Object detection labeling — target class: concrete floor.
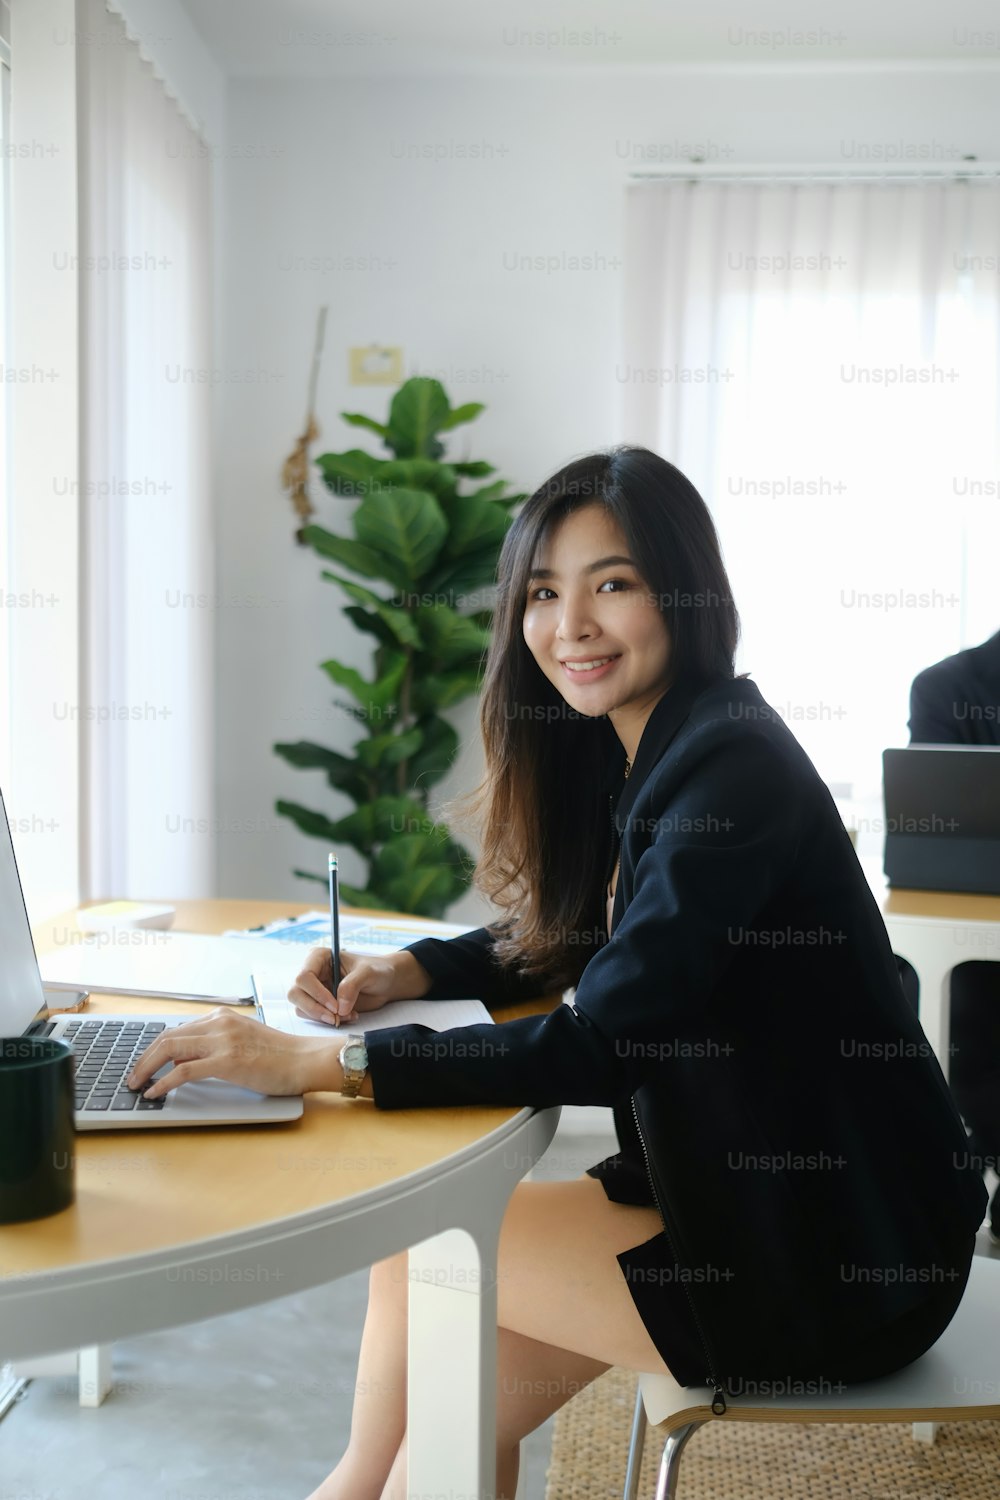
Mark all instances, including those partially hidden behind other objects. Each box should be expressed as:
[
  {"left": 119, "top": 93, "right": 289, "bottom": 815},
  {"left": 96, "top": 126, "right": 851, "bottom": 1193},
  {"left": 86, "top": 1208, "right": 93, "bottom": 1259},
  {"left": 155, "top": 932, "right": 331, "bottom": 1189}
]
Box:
[{"left": 0, "top": 1113, "right": 619, "bottom": 1500}]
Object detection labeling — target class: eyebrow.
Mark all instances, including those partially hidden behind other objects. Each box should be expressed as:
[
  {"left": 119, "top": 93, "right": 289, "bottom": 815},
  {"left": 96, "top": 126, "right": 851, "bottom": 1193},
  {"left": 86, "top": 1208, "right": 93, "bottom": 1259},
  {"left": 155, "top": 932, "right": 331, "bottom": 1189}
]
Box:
[{"left": 527, "top": 554, "right": 637, "bottom": 580}]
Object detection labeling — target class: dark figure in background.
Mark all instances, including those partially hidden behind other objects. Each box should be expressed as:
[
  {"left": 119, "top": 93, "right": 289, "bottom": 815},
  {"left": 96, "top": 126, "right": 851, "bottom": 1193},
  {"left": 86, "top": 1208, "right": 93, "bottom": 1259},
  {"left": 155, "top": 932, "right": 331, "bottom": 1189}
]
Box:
[{"left": 906, "top": 628, "right": 1000, "bottom": 1239}]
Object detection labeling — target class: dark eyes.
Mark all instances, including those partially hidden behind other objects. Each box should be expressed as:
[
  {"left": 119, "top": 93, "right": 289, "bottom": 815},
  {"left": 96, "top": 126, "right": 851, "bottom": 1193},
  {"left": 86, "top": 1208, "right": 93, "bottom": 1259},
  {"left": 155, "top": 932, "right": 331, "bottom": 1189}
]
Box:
[{"left": 528, "top": 578, "right": 633, "bottom": 602}]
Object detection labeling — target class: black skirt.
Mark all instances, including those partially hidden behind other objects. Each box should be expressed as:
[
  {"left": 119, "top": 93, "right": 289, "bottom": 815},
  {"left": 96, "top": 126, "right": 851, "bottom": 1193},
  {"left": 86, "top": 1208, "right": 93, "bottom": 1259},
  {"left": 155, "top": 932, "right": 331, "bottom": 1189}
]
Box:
[
  {"left": 588, "top": 1136, "right": 976, "bottom": 1391},
  {"left": 821, "top": 1234, "right": 973, "bottom": 1385}
]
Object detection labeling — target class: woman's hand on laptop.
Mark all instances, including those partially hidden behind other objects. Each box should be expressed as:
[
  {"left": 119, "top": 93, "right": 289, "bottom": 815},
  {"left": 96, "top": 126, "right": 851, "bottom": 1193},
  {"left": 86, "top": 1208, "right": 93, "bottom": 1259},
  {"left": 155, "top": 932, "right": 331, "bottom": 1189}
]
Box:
[
  {"left": 126, "top": 1009, "right": 351, "bottom": 1100},
  {"left": 288, "top": 946, "right": 432, "bottom": 1027}
]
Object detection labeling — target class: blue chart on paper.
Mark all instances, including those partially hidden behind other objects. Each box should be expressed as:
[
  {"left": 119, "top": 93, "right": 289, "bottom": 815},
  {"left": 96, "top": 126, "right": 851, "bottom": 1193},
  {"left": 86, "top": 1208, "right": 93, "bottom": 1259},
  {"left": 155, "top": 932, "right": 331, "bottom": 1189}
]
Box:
[{"left": 232, "top": 916, "right": 437, "bottom": 950}]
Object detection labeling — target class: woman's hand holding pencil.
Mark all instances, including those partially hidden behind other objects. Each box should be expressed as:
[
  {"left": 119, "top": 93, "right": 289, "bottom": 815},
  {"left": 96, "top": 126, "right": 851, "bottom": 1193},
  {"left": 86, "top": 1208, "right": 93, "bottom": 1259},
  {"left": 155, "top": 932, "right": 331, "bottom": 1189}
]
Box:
[
  {"left": 301, "top": 849, "right": 435, "bottom": 1025},
  {"left": 288, "top": 947, "right": 436, "bottom": 1027}
]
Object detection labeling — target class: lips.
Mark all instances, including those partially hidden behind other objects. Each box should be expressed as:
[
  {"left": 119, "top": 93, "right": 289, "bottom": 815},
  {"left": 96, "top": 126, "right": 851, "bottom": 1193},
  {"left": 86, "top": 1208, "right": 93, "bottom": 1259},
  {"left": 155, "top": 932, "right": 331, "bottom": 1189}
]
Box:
[{"left": 559, "top": 654, "right": 622, "bottom": 680}]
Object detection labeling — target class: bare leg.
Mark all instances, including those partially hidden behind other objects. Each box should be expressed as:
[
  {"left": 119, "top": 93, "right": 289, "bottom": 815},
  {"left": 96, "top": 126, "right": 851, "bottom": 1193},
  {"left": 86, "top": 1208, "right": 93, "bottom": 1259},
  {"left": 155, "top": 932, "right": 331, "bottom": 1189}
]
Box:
[
  {"left": 308, "top": 1175, "right": 670, "bottom": 1498},
  {"left": 305, "top": 1257, "right": 408, "bottom": 1500},
  {"left": 378, "top": 1324, "right": 611, "bottom": 1500}
]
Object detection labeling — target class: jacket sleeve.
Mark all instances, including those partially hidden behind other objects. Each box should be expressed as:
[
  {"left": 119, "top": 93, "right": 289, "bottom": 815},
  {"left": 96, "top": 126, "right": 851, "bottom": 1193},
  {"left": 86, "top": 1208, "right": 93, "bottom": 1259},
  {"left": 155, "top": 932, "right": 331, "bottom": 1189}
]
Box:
[
  {"left": 908, "top": 666, "right": 961, "bottom": 745},
  {"left": 363, "top": 726, "right": 803, "bottom": 1110},
  {"left": 400, "top": 927, "right": 555, "bottom": 1010}
]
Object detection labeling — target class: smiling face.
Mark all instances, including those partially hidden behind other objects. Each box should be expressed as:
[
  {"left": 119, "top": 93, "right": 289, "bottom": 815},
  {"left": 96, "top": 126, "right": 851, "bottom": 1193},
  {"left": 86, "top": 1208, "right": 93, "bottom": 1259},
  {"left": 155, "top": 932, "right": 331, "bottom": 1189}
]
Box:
[{"left": 522, "top": 503, "right": 674, "bottom": 751}]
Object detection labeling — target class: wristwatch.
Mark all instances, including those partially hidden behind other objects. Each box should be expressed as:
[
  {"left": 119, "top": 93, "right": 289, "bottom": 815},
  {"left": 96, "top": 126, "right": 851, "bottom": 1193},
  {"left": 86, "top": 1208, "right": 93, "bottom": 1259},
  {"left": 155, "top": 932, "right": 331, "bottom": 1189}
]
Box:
[{"left": 338, "top": 1033, "right": 369, "bottom": 1098}]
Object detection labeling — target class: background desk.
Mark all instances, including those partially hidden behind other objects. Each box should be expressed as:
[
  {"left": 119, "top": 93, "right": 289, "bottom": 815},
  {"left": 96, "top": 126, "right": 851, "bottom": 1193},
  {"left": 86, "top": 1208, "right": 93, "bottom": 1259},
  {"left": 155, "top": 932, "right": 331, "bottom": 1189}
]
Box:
[
  {"left": 0, "top": 897, "right": 561, "bottom": 1498},
  {"left": 862, "top": 860, "right": 1000, "bottom": 1082}
]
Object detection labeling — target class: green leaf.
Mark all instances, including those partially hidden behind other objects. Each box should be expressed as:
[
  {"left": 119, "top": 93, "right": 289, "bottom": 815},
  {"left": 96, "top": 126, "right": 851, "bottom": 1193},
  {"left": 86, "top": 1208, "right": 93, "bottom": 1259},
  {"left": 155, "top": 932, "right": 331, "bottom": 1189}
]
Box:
[
  {"left": 438, "top": 401, "right": 485, "bottom": 431},
  {"left": 413, "top": 604, "right": 490, "bottom": 667},
  {"left": 437, "top": 492, "right": 510, "bottom": 558},
  {"left": 319, "top": 573, "right": 422, "bottom": 647},
  {"left": 291, "top": 866, "right": 396, "bottom": 908},
  {"left": 408, "top": 714, "right": 460, "bottom": 790},
  {"left": 375, "top": 795, "right": 437, "bottom": 838},
  {"left": 452, "top": 460, "right": 495, "bottom": 477},
  {"left": 421, "top": 548, "right": 501, "bottom": 605},
  {"left": 465, "top": 480, "right": 508, "bottom": 502},
  {"left": 342, "top": 604, "right": 398, "bottom": 650},
  {"left": 337, "top": 882, "right": 396, "bottom": 910},
  {"left": 340, "top": 412, "right": 390, "bottom": 442},
  {"left": 353, "top": 486, "right": 448, "bottom": 584},
  {"left": 370, "top": 832, "right": 462, "bottom": 913},
  {"left": 355, "top": 725, "right": 424, "bottom": 772},
  {"left": 410, "top": 668, "right": 483, "bottom": 716},
  {"left": 316, "top": 798, "right": 431, "bottom": 858},
  {"left": 373, "top": 458, "right": 457, "bottom": 496},
  {"left": 273, "top": 742, "right": 368, "bottom": 798},
  {"left": 386, "top": 378, "right": 451, "bottom": 458},
  {"left": 302, "top": 526, "right": 409, "bottom": 589},
  {"left": 314, "top": 448, "right": 382, "bottom": 494},
  {"left": 275, "top": 799, "right": 343, "bottom": 842},
  {"left": 320, "top": 650, "right": 407, "bottom": 714}
]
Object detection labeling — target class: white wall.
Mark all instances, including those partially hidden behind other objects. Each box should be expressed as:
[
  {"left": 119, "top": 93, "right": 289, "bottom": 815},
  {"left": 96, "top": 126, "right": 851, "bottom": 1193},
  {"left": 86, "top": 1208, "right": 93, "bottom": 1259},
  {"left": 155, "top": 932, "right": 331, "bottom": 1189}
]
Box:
[{"left": 217, "top": 66, "right": 1000, "bottom": 915}]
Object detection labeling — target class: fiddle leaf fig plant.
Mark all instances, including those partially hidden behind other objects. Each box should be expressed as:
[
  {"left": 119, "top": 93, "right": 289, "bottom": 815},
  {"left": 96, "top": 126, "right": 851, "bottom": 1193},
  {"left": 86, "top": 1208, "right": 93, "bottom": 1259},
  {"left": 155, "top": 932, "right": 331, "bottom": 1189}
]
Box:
[{"left": 274, "top": 376, "right": 524, "bottom": 916}]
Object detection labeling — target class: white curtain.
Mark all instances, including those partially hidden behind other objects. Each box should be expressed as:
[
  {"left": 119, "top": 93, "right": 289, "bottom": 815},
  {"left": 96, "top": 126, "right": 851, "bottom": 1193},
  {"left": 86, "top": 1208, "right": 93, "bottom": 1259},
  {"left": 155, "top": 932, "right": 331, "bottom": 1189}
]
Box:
[
  {"left": 77, "top": 0, "right": 214, "bottom": 899},
  {"left": 620, "top": 179, "right": 1000, "bottom": 857}
]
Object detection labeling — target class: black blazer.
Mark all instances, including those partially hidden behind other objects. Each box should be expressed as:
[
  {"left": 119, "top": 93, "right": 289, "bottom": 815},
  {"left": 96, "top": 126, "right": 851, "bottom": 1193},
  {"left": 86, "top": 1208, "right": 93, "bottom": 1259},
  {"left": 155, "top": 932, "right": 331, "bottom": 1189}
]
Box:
[
  {"left": 364, "top": 674, "right": 986, "bottom": 1390},
  {"left": 909, "top": 628, "right": 1000, "bottom": 745}
]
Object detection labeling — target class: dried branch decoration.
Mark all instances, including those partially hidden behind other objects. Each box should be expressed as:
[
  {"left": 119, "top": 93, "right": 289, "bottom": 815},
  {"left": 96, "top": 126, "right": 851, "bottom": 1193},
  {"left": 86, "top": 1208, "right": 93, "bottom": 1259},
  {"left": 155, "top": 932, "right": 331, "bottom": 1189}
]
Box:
[{"left": 281, "top": 305, "right": 328, "bottom": 543}]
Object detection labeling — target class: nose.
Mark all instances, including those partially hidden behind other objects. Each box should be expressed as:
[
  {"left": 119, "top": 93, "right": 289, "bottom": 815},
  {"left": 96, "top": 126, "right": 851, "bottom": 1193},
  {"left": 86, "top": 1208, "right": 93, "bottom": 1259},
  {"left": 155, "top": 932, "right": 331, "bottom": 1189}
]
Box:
[{"left": 554, "top": 589, "right": 599, "bottom": 643}]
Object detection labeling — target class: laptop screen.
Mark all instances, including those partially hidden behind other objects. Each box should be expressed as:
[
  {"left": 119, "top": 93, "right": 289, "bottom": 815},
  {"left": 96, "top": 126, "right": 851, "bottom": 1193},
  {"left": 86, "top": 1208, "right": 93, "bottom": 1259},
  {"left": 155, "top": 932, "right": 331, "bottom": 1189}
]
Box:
[
  {"left": 0, "top": 786, "right": 50, "bottom": 1037},
  {"left": 883, "top": 746, "right": 1000, "bottom": 839}
]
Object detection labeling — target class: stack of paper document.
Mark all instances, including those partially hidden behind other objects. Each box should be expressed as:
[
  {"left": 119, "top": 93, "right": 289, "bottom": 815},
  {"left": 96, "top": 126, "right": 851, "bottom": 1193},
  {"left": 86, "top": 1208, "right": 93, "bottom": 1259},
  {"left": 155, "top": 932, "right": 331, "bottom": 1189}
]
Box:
[
  {"left": 223, "top": 910, "right": 476, "bottom": 951},
  {"left": 39, "top": 931, "right": 303, "bottom": 1004}
]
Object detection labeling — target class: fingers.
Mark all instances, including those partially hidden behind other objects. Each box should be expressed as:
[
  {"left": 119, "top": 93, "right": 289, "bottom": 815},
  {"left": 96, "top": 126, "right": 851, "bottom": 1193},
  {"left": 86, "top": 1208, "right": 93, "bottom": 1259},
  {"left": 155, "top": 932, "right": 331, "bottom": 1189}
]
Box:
[
  {"left": 127, "top": 1036, "right": 212, "bottom": 1096},
  {"left": 288, "top": 946, "right": 357, "bottom": 1026},
  {"left": 137, "top": 1055, "right": 218, "bottom": 1100},
  {"left": 126, "top": 1010, "right": 227, "bottom": 1093}
]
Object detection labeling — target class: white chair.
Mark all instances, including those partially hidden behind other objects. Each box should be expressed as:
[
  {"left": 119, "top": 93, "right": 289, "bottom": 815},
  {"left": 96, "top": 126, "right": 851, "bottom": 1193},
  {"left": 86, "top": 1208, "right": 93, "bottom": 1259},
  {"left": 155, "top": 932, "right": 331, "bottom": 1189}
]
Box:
[{"left": 623, "top": 1252, "right": 1000, "bottom": 1500}]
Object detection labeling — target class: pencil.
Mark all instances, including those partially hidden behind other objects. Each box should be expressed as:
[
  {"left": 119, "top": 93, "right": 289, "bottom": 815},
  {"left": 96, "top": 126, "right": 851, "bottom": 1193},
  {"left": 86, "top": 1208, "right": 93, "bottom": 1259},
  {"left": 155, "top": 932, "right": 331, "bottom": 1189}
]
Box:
[{"left": 329, "top": 852, "right": 341, "bottom": 1016}]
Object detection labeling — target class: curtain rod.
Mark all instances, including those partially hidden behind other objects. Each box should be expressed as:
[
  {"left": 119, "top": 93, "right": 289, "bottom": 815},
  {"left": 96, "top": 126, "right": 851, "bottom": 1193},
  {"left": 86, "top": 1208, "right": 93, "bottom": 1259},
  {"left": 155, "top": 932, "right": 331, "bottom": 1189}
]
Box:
[{"left": 629, "top": 161, "right": 1000, "bottom": 183}]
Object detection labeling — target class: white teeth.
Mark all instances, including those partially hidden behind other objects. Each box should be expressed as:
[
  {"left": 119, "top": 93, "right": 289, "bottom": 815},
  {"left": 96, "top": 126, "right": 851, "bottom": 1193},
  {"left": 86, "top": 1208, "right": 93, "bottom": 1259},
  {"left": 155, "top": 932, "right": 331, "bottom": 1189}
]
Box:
[{"left": 564, "top": 656, "right": 616, "bottom": 672}]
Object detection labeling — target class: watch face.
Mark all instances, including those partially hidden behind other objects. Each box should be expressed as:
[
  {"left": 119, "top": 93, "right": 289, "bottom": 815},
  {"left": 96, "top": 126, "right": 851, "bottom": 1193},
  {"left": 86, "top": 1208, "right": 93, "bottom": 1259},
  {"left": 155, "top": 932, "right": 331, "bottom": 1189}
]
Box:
[{"left": 342, "top": 1041, "right": 366, "bottom": 1069}]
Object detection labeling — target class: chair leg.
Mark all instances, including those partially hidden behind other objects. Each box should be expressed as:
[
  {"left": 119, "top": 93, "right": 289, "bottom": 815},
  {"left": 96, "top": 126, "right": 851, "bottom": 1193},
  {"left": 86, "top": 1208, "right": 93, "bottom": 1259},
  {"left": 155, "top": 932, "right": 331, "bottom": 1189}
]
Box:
[
  {"left": 653, "top": 1420, "right": 705, "bottom": 1500},
  {"left": 622, "top": 1385, "right": 647, "bottom": 1500}
]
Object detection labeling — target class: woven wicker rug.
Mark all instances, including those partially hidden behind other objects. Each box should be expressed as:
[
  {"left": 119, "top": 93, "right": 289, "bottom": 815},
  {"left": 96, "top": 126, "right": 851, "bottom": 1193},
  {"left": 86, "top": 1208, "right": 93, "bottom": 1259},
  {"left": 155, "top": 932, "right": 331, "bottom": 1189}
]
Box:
[{"left": 543, "top": 1365, "right": 1000, "bottom": 1499}]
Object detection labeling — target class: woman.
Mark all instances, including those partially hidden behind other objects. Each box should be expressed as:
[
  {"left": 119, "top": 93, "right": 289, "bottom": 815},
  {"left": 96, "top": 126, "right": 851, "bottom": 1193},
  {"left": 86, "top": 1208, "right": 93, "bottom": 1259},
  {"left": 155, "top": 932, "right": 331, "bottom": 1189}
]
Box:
[{"left": 129, "top": 446, "right": 987, "bottom": 1500}]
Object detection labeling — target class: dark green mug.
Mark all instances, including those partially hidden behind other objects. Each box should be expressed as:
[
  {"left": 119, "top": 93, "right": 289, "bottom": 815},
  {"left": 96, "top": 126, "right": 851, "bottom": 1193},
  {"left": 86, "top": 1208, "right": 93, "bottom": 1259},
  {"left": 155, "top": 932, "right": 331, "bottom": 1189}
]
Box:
[{"left": 0, "top": 1037, "right": 75, "bottom": 1223}]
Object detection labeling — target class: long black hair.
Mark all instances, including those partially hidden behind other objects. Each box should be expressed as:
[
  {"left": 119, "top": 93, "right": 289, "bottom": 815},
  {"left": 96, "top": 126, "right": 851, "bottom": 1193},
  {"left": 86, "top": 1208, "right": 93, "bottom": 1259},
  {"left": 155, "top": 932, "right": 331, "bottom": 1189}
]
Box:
[{"left": 442, "top": 445, "right": 741, "bottom": 989}]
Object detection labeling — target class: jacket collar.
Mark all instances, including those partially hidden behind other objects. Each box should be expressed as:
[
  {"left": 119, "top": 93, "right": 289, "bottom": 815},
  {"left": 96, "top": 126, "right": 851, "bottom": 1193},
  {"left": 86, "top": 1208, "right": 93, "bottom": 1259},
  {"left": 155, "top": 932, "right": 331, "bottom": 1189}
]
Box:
[{"left": 608, "top": 673, "right": 706, "bottom": 835}]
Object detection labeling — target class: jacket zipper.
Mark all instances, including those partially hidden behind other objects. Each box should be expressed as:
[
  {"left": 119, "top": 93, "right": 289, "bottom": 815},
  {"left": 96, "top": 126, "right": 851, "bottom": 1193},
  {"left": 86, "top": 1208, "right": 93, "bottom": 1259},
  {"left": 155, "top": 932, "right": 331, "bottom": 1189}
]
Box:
[
  {"left": 631, "top": 1095, "right": 728, "bottom": 1415},
  {"left": 612, "top": 788, "right": 726, "bottom": 1409}
]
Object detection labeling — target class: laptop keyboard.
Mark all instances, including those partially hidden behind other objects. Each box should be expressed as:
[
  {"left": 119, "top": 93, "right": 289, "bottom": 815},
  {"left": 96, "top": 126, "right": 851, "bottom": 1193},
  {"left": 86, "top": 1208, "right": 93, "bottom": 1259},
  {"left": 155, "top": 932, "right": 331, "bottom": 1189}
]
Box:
[{"left": 62, "top": 1019, "right": 171, "bottom": 1112}]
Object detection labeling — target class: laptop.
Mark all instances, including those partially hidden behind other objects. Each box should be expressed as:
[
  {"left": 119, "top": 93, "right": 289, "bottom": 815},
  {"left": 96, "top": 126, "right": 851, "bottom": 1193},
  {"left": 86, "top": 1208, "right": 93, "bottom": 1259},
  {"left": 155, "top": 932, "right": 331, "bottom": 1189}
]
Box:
[
  {"left": 0, "top": 786, "right": 303, "bottom": 1130},
  {"left": 882, "top": 745, "right": 1000, "bottom": 896}
]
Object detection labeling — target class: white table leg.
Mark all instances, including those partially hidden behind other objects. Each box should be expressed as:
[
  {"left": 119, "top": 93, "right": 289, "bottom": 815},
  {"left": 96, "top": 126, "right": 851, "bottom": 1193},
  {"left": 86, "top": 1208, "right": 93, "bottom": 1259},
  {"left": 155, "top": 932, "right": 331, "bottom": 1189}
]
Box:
[
  {"left": 78, "top": 1344, "right": 112, "bottom": 1407},
  {"left": 8, "top": 1344, "right": 112, "bottom": 1406},
  {"left": 912, "top": 1420, "right": 939, "bottom": 1444},
  {"left": 408, "top": 1221, "right": 503, "bottom": 1500}
]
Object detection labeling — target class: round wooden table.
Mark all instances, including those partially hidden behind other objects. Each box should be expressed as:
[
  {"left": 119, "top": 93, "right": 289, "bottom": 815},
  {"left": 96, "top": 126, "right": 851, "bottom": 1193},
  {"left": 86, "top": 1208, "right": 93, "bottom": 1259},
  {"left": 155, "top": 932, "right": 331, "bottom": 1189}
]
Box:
[{"left": 1, "top": 897, "right": 562, "bottom": 1497}]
